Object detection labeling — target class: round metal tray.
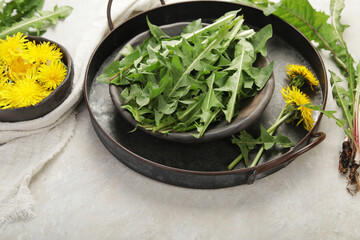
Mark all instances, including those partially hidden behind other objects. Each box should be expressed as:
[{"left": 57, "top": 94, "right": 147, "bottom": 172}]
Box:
[{"left": 84, "top": 1, "right": 327, "bottom": 189}]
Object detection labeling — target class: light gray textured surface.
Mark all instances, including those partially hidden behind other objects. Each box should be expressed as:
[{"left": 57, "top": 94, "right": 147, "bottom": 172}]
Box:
[{"left": 2, "top": 0, "right": 360, "bottom": 239}]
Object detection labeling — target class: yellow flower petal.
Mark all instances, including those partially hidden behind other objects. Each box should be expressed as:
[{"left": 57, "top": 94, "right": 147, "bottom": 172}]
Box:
[
  {"left": 281, "top": 85, "right": 315, "bottom": 131},
  {"left": 1, "top": 72, "right": 50, "bottom": 109},
  {"left": 26, "top": 40, "right": 63, "bottom": 66},
  {"left": 0, "top": 32, "right": 28, "bottom": 65},
  {"left": 285, "top": 64, "right": 319, "bottom": 90},
  {"left": 7, "top": 56, "right": 34, "bottom": 76},
  {"left": 38, "top": 61, "right": 67, "bottom": 90}
]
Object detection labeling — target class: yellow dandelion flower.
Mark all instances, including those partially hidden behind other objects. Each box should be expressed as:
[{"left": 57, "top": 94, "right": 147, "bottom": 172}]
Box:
[
  {"left": 285, "top": 64, "right": 319, "bottom": 91},
  {"left": 26, "top": 40, "right": 63, "bottom": 66},
  {"left": 1, "top": 72, "right": 50, "bottom": 109},
  {"left": 7, "top": 56, "right": 35, "bottom": 76},
  {"left": 0, "top": 32, "right": 28, "bottom": 64},
  {"left": 281, "top": 85, "right": 315, "bottom": 131},
  {"left": 37, "top": 61, "right": 67, "bottom": 90}
]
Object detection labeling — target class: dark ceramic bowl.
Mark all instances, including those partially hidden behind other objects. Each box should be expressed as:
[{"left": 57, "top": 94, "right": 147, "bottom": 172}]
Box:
[
  {"left": 0, "top": 35, "right": 74, "bottom": 122},
  {"left": 110, "top": 55, "right": 274, "bottom": 143},
  {"left": 109, "top": 21, "right": 275, "bottom": 143}
]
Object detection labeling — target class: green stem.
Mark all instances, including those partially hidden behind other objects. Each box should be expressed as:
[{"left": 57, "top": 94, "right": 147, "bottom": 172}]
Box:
[
  {"left": 161, "top": 13, "right": 239, "bottom": 59},
  {"left": 227, "top": 154, "right": 244, "bottom": 170},
  {"left": 227, "top": 106, "right": 291, "bottom": 170},
  {"left": 194, "top": 17, "right": 244, "bottom": 81},
  {"left": 171, "top": 124, "right": 197, "bottom": 133},
  {"left": 250, "top": 147, "right": 265, "bottom": 168},
  {"left": 166, "top": 19, "right": 235, "bottom": 100},
  {"left": 151, "top": 119, "right": 175, "bottom": 132},
  {"left": 267, "top": 111, "right": 292, "bottom": 134},
  {"left": 249, "top": 111, "right": 292, "bottom": 167},
  {"left": 183, "top": 12, "right": 238, "bottom": 41}
]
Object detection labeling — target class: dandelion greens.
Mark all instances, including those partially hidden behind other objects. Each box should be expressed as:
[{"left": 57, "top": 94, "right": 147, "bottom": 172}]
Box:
[
  {"left": 0, "top": 0, "right": 73, "bottom": 39},
  {"left": 98, "top": 10, "right": 274, "bottom": 138}
]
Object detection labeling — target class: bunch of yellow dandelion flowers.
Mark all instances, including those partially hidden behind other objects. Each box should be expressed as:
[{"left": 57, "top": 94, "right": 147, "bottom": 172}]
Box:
[
  {"left": 285, "top": 64, "right": 319, "bottom": 91},
  {"left": 0, "top": 32, "right": 67, "bottom": 109},
  {"left": 281, "top": 85, "right": 315, "bottom": 131}
]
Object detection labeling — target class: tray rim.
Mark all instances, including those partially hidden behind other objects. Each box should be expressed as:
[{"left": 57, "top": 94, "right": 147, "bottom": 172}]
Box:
[{"left": 84, "top": 0, "right": 328, "bottom": 186}]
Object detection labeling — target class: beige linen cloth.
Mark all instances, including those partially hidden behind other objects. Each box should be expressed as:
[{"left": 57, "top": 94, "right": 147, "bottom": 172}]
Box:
[{"left": 0, "top": 0, "right": 162, "bottom": 226}]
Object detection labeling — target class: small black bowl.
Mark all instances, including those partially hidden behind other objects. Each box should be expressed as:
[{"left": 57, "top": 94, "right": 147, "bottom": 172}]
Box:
[
  {"left": 110, "top": 54, "right": 274, "bottom": 143},
  {"left": 0, "top": 36, "right": 74, "bottom": 122}
]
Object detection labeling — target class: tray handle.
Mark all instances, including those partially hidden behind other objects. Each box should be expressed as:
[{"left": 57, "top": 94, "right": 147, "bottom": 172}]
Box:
[
  {"left": 107, "top": 0, "right": 166, "bottom": 31},
  {"left": 247, "top": 131, "right": 326, "bottom": 184}
]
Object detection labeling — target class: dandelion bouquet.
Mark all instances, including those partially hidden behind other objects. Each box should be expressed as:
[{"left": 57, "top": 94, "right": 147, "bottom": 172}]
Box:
[
  {"left": 229, "top": 64, "right": 319, "bottom": 169},
  {"left": 0, "top": 33, "right": 67, "bottom": 109}
]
